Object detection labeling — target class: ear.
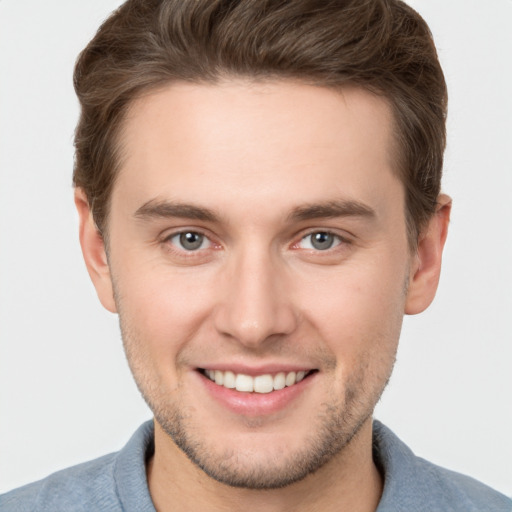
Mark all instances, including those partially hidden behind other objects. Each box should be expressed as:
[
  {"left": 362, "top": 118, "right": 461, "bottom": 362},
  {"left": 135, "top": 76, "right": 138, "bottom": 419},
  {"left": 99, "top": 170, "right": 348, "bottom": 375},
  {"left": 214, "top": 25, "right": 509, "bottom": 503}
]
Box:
[
  {"left": 74, "top": 188, "right": 117, "bottom": 313},
  {"left": 405, "top": 194, "right": 452, "bottom": 315}
]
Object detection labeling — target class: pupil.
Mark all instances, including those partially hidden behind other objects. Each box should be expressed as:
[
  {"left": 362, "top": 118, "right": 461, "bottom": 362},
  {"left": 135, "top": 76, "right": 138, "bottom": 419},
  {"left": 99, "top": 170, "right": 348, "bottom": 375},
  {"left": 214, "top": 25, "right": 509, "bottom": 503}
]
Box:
[
  {"left": 312, "top": 232, "right": 333, "bottom": 250},
  {"left": 180, "top": 232, "right": 203, "bottom": 250}
]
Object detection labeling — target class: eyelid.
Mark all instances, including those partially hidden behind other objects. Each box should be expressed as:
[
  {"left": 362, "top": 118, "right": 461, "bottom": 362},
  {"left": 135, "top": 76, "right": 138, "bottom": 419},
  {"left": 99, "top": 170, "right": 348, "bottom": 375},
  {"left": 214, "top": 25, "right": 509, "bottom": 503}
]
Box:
[
  {"left": 292, "top": 228, "right": 352, "bottom": 249},
  {"left": 300, "top": 233, "right": 339, "bottom": 250},
  {"left": 160, "top": 227, "right": 220, "bottom": 253},
  {"left": 161, "top": 226, "right": 210, "bottom": 241},
  {"left": 170, "top": 232, "right": 211, "bottom": 251},
  {"left": 158, "top": 226, "right": 352, "bottom": 254}
]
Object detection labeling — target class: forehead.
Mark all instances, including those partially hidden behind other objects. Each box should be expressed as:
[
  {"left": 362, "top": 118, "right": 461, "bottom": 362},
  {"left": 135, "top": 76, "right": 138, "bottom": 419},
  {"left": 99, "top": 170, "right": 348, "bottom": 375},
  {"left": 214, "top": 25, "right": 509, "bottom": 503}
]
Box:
[{"left": 113, "top": 80, "right": 401, "bottom": 222}]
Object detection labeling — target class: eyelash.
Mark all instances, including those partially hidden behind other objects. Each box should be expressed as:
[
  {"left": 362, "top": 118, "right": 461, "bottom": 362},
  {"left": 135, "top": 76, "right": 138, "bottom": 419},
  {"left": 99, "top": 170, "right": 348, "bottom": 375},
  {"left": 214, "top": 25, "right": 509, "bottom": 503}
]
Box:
[
  {"left": 161, "top": 228, "right": 351, "bottom": 257},
  {"left": 161, "top": 229, "right": 217, "bottom": 257},
  {"left": 294, "top": 231, "right": 349, "bottom": 252}
]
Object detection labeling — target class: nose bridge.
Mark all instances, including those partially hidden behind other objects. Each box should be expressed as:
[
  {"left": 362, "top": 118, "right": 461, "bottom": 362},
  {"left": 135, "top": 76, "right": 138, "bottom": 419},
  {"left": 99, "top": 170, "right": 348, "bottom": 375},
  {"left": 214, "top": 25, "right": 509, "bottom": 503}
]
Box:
[{"left": 214, "top": 241, "right": 297, "bottom": 347}]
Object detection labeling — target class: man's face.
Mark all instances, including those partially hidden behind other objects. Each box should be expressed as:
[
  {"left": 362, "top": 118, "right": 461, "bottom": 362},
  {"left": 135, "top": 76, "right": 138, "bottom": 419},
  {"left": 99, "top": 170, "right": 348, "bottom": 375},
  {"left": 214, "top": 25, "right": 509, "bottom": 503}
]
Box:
[{"left": 104, "top": 81, "right": 413, "bottom": 488}]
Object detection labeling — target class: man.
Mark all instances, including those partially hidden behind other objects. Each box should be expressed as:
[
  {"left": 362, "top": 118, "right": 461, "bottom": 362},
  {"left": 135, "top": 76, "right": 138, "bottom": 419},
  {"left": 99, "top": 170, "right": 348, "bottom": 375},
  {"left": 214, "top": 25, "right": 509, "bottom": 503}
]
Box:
[{"left": 1, "top": 0, "right": 510, "bottom": 510}]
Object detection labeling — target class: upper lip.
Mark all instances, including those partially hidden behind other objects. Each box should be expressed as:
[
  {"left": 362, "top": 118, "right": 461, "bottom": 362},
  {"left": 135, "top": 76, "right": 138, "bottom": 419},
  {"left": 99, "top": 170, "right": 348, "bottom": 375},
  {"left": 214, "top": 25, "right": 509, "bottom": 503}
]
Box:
[{"left": 196, "top": 363, "right": 316, "bottom": 376}]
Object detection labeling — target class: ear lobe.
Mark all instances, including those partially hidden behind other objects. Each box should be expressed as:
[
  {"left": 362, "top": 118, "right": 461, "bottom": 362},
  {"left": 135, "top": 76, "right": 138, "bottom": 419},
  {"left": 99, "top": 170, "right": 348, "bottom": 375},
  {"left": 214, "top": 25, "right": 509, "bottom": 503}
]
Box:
[
  {"left": 405, "top": 194, "right": 452, "bottom": 315},
  {"left": 74, "top": 188, "right": 117, "bottom": 313}
]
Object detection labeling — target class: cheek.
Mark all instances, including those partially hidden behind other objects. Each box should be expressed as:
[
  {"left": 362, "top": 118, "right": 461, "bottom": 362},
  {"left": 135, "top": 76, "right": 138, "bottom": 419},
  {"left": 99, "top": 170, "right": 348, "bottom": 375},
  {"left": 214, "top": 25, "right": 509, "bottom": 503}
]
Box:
[
  {"left": 296, "top": 258, "right": 407, "bottom": 356},
  {"left": 113, "top": 263, "right": 218, "bottom": 359}
]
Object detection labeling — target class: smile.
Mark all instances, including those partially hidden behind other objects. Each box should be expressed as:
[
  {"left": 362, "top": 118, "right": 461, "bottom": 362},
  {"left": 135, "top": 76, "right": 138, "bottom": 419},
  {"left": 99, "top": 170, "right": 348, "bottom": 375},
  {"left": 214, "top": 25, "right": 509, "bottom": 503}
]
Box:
[{"left": 200, "top": 369, "right": 315, "bottom": 393}]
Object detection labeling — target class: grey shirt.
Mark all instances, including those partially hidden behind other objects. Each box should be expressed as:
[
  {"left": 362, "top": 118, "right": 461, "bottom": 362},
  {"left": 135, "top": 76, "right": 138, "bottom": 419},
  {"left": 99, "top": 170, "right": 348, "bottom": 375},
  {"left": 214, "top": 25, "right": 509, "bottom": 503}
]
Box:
[{"left": 1, "top": 420, "right": 510, "bottom": 511}]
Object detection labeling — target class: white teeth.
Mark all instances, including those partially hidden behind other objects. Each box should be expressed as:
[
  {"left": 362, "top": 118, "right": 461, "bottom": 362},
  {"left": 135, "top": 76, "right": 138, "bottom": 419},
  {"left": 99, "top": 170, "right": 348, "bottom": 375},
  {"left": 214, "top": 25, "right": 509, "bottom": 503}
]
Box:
[
  {"left": 254, "top": 374, "right": 274, "bottom": 393},
  {"left": 273, "top": 372, "right": 286, "bottom": 390},
  {"left": 204, "top": 369, "right": 310, "bottom": 393},
  {"left": 285, "top": 371, "right": 296, "bottom": 387},
  {"left": 223, "top": 370, "right": 236, "bottom": 389},
  {"left": 214, "top": 370, "right": 224, "bottom": 385},
  {"left": 235, "top": 374, "right": 254, "bottom": 392}
]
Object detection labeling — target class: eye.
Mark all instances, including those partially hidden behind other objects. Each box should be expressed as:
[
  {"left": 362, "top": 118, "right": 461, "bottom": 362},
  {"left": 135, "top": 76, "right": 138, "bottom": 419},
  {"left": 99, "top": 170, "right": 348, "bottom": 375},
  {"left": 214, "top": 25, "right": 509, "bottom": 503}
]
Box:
[
  {"left": 298, "top": 231, "right": 342, "bottom": 251},
  {"left": 169, "top": 231, "right": 211, "bottom": 251}
]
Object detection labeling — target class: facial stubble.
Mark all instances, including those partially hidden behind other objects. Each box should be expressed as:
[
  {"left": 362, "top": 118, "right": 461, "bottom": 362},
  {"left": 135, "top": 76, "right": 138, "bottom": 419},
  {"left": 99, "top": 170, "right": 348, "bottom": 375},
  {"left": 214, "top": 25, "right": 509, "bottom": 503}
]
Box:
[{"left": 117, "top": 309, "right": 397, "bottom": 490}]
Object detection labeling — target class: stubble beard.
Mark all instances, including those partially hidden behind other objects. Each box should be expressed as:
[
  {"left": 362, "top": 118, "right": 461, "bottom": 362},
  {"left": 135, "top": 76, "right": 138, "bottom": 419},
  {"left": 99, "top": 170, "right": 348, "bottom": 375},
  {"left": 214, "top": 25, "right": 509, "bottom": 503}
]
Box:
[
  {"left": 152, "top": 382, "right": 378, "bottom": 490},
  {"left": 119, "top": 316, "right": 395, "bottom": 490}
]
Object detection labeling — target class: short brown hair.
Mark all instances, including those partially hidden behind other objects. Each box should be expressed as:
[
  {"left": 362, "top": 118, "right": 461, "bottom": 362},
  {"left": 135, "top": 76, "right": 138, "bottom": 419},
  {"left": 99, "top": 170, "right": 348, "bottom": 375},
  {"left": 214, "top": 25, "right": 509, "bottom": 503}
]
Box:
[{"left": 73, "top": 0, "right": 447, "bottom": 245}]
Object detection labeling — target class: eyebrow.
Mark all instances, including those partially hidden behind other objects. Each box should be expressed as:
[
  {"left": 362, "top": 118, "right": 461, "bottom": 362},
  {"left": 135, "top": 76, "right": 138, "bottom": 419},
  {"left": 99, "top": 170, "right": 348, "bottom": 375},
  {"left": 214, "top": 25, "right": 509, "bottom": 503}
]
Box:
[
  {"left": 134, "top": 198, "right": 376, "bottom": 224},
  {"left": 288, "top": 200, "right": 376, "bottom": 222},
  {"left": 134, "top": 199, "right": 220, "bottom": 222}
]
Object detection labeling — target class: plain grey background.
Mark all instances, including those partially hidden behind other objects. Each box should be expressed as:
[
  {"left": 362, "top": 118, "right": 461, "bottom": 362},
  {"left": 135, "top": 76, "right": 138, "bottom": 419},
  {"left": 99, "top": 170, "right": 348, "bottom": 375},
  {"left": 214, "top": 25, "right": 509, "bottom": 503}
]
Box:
[{"left": 1, "top": 0, "right": 511, "bottom": 496}]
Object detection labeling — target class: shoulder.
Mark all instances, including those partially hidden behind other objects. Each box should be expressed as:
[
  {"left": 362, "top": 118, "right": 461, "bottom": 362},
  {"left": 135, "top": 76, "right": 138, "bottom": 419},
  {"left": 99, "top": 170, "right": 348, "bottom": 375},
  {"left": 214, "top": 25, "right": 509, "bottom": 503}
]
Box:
[
  {"left": 0, "top": 421, "right": 155, "bottom": 512},
  {"left": 373, "top": 421, "right": 512, "bottom": 512},
  {"left": 422, "top": 461, "right": 512, "bottom": 511},
  {"left": 0, "top": 452, "right": 120, "bottom": 512},
  {"left": 408, "top": 454, "right": 512, "bottom": 512}
]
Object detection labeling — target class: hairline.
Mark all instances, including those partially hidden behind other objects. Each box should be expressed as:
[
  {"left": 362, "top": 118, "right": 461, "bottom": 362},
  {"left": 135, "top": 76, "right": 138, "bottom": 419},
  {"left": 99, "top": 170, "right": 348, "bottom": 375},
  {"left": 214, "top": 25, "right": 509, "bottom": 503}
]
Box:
[{"left": 91, "top": 75, "right": 418, "bottom": 252}]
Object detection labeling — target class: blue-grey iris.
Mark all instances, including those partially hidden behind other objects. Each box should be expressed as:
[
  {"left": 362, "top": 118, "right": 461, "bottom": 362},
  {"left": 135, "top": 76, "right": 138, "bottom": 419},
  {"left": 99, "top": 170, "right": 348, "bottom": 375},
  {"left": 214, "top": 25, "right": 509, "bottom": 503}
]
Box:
[
  {"left": 180, "top": 232, "right": 204, "bottom": 250},
  {"left": 311, "top": 232, "right": 335, "bottom": 250}
]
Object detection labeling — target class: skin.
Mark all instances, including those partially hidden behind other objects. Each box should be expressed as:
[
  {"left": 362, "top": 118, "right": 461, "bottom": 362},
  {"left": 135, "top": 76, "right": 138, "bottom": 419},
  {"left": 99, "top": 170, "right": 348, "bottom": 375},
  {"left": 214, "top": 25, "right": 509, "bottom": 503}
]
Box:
[{"left": 76, "top": 80, "right": 451, "bottom": 512}]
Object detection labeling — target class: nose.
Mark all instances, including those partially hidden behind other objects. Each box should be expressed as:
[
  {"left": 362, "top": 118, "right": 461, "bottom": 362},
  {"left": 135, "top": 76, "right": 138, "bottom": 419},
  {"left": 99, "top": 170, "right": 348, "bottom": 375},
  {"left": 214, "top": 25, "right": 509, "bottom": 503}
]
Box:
[{"left": 213, "top": 247, "right": 298, "bottom": 349}]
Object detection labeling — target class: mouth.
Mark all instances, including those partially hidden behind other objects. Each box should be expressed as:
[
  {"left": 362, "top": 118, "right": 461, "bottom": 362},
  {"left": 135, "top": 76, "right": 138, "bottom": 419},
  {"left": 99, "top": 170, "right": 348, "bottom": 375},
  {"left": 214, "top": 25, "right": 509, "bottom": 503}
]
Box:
[{"left": 198, "top": 368, "right": 317, "bottom": 394}]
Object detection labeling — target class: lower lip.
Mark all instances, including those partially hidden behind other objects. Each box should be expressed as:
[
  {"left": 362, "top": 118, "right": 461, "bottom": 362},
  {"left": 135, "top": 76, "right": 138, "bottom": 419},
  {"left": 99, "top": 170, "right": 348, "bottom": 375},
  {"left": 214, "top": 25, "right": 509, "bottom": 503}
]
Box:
[{"left": 197, "top": 371, "right": 316, "bottom": 417}]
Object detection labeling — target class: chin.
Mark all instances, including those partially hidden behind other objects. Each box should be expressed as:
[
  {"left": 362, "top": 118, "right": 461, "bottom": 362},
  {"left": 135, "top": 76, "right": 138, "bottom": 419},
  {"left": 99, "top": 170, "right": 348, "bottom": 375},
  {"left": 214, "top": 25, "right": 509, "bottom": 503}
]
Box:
[{"left": 152, "top": 388, "right": 373, "bottom": 490}]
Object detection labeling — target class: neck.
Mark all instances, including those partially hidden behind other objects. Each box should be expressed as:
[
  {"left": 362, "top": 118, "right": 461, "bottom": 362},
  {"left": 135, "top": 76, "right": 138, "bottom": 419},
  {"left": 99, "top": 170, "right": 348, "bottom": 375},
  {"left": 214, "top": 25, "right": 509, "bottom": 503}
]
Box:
[{"left": 147, "top": 417, "right": 383, "bottom": 512}]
